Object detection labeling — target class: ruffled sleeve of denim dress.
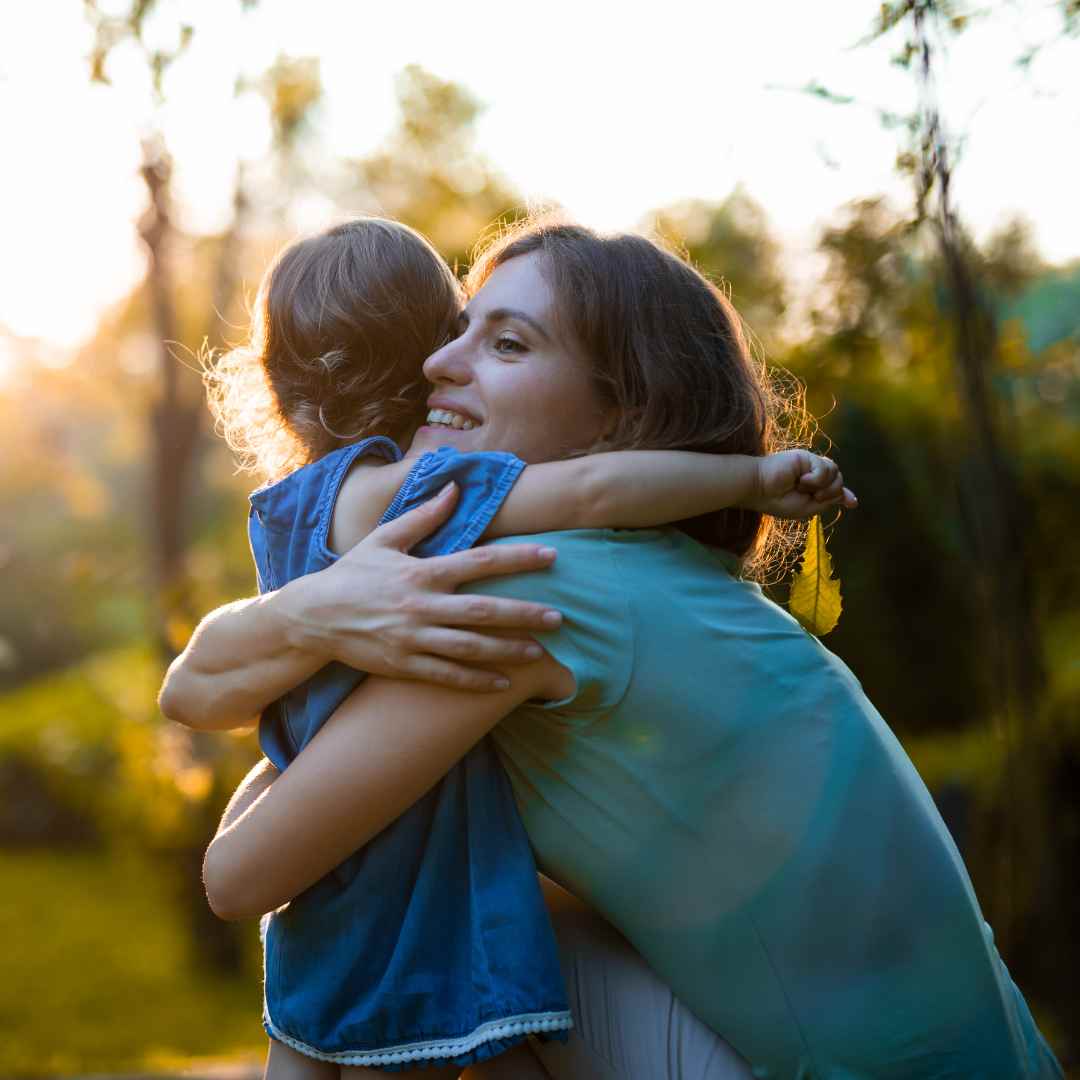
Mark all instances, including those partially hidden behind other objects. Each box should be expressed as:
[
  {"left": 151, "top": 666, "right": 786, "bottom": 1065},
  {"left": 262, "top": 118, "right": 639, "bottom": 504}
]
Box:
[{"left": 246, "top": 441, "right": 570, "bottom": 1072}]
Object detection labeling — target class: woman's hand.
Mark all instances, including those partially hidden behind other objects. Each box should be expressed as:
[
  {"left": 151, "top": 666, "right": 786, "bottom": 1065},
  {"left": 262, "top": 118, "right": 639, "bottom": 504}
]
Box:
[
  {"left": 159, "top": 484, "right": 564, "bottom": 730},
  {"left": 750, "top": 450, "right": 857, "bottom": 520},
  {"left": 282, "top": 483, "right": 564, "bottom": 686}
]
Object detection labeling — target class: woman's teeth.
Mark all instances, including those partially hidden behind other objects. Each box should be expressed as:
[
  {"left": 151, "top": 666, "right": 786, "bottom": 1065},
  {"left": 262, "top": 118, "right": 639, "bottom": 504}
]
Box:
[{"left": 426, "top": 408, "right": 476, "bottom": 431}]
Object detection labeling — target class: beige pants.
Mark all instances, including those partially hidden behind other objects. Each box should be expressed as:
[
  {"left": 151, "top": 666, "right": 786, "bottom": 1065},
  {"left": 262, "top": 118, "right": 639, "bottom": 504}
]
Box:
[{"left": 532, "top": 880, "right": 754, "bottom": 1080}]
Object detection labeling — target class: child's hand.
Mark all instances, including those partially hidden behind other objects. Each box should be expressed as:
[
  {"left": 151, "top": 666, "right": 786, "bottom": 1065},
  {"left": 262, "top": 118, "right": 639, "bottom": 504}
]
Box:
[{"left": 751, "top": 450, "right": 857, "bottom": 520}]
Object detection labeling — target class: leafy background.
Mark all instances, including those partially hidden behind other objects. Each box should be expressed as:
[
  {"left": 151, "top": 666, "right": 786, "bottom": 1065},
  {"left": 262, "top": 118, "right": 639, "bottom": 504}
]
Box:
[{"left": 2, "top": 1, "right": 1078, "bottom": 1074}]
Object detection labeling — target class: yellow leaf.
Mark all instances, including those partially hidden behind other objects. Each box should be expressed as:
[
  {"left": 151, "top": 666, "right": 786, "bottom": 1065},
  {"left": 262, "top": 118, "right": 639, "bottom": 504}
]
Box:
[{"left": 789, "top": 517, "right": 843, "bottom": 636}]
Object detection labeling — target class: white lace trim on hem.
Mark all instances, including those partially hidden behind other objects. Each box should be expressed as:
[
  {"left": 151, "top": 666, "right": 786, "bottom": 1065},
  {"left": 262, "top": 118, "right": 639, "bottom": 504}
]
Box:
[{"left": 263, "top": 1009, "right": 573, "bottom": 1067}]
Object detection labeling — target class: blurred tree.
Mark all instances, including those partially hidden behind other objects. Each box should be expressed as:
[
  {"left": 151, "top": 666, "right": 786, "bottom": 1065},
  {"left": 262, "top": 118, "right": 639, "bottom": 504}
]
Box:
[
  {"left": 783, "top": 199, "right": 985, "bottom": 728},
  {"left": 82, "top": 0, "right": 270, "bottom": 975},
  {"left": 650, "top": 188, "right": 788, "bottom": 349},
  {"left": 869, "top": 0, "right": 1051, "bottom": 958},
  {"left": 237, "top": 54, "right": 324, "bottom": 225},
  {"left": 808, "top": 2, "right": 1080, "bottom": 1042},
  {"left": 346, "top": 65, "right": 520, "bottom": 268},
  {"left": 85, "top": 0, "right": 205, "bottom": 658}
]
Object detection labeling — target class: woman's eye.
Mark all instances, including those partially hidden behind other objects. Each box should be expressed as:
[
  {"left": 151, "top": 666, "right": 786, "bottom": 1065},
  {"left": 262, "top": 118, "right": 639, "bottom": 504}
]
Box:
[{"left": 493, "top": 335, "right": 526, "bottom": 356}]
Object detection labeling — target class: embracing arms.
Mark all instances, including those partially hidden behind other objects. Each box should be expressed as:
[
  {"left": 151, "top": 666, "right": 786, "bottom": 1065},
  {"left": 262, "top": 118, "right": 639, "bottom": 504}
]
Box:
[
  {"left": 158, "top": 486, "right": 564, "bottom": 730},
  {"left": 486, "top": 448, "right": 856, "bottom": 537},
  {"left": 203, "top": 649, "right": 568, "bottom": 919},
  {"left": 160, "top": 446, "right": 855, "bottom": 732}
]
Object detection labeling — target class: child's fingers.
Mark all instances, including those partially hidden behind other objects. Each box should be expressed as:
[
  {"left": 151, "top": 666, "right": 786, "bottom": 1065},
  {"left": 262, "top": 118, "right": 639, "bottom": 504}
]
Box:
[
  {"left": 813, "top": 485, "right": 858, "bottom": 509},
  {"left": 798, "top": 457, "right": 839, "bottom": 492},
  {"left": 814, "top": 474, "right": 846, "bottom": 502}
]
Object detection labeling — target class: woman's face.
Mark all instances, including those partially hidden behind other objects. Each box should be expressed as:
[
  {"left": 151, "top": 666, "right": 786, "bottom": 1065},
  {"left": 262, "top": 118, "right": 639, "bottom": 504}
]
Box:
[{"left": 409, "top": 252, "right": 613, "bottom": 464}]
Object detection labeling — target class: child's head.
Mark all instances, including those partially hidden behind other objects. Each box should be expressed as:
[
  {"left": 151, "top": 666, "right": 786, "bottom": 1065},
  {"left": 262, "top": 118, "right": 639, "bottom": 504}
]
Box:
[{"left": 207, "top": 218, "right": 462, "bottom": 481}]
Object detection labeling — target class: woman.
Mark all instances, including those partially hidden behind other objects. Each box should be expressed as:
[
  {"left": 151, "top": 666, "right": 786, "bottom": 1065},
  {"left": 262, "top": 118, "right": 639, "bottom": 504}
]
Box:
[{"left": 165, "top": 220, "right": 1061, "bottom": 1078}]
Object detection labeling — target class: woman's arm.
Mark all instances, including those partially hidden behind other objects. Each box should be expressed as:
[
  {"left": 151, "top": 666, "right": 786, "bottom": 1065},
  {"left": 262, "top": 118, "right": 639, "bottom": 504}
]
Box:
[
  {"left": 158, "top": 486, "right": 565, "bottom": 730},
  {"left": 203, "top": 649, "right": 569, "bottom": 920},
  {"left": 484, "top": 449, "right": 856, "bottom": 538}
]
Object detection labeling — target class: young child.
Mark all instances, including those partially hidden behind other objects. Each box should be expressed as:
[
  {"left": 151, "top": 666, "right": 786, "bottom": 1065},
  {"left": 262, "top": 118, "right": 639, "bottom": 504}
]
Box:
[{"left": 204, "top": 218, "right": 853, "bottom": 1079}]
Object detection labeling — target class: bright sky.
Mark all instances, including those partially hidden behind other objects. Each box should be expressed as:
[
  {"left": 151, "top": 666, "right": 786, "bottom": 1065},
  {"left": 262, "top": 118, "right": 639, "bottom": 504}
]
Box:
[{"left": 1, "top": 0, "right": 1077, "bottom": 352}]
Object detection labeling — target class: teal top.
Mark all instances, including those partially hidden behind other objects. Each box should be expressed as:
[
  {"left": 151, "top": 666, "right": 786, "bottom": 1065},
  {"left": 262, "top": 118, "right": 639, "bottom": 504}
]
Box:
[{"left": 472, "top": 529, "right": 1061, "bottom": 1079}]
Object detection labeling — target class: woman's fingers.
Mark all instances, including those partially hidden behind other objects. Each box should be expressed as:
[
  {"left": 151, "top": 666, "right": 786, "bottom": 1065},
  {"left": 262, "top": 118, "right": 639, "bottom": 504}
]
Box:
[
  {"left": 398, "top": 654, "right": 514, "bottom": 694},
  {"left": 421, "top": 592, "right": 563, "bottom": 631},
  {"left": 410, "top": 627, "right": 544, "bottom": 666},
  {"left": 370, "top": 482, "right": 459, "bottom": 553},
  {"left": 422, "top": 542, "right": 558, "bottom": 591}
]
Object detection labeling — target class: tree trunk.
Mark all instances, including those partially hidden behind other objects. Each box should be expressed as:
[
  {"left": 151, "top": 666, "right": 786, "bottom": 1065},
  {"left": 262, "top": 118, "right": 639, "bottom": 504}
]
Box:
[
  {"left": 915, "top": 31, "right": 1057, "bottom": 1010},
  {"left": 138, "top": 139, "right": 246, "bottom": 975}
]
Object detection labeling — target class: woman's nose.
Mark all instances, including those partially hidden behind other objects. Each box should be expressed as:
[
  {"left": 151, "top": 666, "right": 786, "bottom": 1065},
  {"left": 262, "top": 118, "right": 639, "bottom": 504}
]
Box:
[{"left": 423, "top": 335, "right": 473, "bottom": 385}]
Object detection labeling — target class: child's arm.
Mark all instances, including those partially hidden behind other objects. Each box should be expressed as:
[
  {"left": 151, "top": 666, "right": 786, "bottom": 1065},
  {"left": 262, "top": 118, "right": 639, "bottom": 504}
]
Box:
[
  {"left": 484, "top": 448, "right": 856, "bottom": 538},
  {"left": 217, "top": 757, "right": 280, "bottom": 836}
]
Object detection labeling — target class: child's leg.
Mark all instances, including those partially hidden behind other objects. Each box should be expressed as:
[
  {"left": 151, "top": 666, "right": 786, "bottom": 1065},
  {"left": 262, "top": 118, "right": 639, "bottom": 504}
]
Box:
[
  {"left": 264, "top": 1038, "right": 339, "bottom": 1080},
  {"left": 460, "top": 1042, "right": 552, "bottom": 1079},
  {"left": 340, "top": 1066, "right": 458, "bottom": 1080},
  {"left": 267, "top": 1043, "right": 462, "bottom": 1080}
]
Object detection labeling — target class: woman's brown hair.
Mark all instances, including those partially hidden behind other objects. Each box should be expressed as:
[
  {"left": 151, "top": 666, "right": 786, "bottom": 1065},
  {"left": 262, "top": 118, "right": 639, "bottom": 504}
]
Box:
[
  {"left": 206, "top": 218, "right": 461, "bottom": 482},
  {"left": 466, "top": 217, "right": 809, "bottom": 577}
]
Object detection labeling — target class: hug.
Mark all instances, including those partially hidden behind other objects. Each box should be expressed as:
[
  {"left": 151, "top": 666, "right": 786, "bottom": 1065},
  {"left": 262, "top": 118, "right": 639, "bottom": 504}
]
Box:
[{"left": 160, "top": 214, "right": 1061, "bottom": 1079}]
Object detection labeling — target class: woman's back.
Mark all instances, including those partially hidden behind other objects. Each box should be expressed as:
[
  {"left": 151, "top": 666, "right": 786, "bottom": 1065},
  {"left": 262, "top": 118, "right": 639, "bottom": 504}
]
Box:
[{"left": 474, "top": 527, "right": 1060, "bottom": 1078}]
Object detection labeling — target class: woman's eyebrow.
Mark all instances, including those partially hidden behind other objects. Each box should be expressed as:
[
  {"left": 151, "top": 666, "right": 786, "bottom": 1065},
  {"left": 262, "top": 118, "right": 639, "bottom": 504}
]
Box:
[{"left": 482, "top": 306, "right": 553, "bottom": 343}]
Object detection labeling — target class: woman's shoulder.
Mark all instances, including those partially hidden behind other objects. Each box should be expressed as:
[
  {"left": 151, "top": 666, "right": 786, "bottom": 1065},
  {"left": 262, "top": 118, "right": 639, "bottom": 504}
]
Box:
[
  {"left": 485, "top": 527, "right": 739, "bottom": 578},
  {"left": 484, "top": 528, "right": 633, "bottom": 578},
  {"left": 476, "top": 531, "right": 638, "bottom": 719},
  {"left": 476, "top": 528, "right": 686, "bottom": 623}
]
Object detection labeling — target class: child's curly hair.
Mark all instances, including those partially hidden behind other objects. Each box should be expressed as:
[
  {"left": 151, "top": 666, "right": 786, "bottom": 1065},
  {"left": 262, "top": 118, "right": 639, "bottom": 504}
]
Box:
[{"left": 205, "top": 219, "right": 462, "bottom": 482}]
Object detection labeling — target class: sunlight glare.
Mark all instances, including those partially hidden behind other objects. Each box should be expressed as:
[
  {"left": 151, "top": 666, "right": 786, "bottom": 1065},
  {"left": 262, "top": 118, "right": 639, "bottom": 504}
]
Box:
[{"left": 0, "top": 0, "right": 1076, "bottom": 350}]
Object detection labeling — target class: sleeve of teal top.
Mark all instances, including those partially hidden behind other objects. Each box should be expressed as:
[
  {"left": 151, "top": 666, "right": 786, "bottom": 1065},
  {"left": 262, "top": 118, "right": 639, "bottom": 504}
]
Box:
[{"left": 467, "top": 530, "right": 635, "bottom": 721}]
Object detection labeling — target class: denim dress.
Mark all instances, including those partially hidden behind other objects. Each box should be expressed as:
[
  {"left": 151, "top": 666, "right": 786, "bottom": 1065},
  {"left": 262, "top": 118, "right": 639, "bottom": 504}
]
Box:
[{"left": 248, "top": 437, "right": 570, "bottom": 1071}]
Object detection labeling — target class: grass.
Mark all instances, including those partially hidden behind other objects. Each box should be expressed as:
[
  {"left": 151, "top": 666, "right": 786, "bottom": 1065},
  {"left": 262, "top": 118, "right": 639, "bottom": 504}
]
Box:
[{"left": 0, "top": 848, "right": 265, "bottom": 1077}]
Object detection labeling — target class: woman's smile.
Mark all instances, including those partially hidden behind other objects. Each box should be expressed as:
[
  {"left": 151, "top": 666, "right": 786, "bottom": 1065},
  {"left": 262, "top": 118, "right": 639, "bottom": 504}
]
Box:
[
  {"left": 423, "top": 407, "right": 477, "bottom": 431},
  {"left": 410, "top": 252, "right": 613, "bottom": 464}
]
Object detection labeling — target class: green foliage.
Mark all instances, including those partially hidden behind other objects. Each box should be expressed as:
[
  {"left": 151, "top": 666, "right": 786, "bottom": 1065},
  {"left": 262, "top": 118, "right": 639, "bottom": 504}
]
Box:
[
  {"left": 348, "top": 65, "right": 521, "bottom": 268},
  {"left": 788, "top": 517, "right": 843, "bottom": 636},
  {"left": 258, "top": 55, "right": 322, "bottom": 147},
  {"left": 0, "top": 646, "right": 259, "bottom": 849},
  {"left": 650, "top": 189, "right": 788, "bottom": 349},
  {"left": 85, "top": 0, "right": 195, "bottom": 101},
  {"left": 0, "top": 849, "right": 262, "bottom": 1076}
]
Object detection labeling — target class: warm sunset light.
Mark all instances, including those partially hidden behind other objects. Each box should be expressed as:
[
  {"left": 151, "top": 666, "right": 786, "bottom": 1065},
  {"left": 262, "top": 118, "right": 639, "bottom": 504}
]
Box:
[
  {"left": 1, "top": 0, "right": 1078, "bottom": 354},
  {"left": 2, "top": 2, "right": 1077, "bottom": 1077}
]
